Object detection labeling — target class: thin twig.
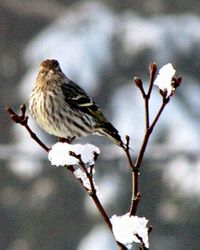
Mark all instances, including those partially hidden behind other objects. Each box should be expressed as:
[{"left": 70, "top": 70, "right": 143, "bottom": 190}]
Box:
[
  {"left": 69, "top": 152, "right": 112, "bottom": 229},
  {"left": 135, "top": 233, "right": 148, "bottom": 250},
  {"left": 147, "top": 63, "right": 157, "bottom": 98},
  {"left": 124, "top": 135, "right": 134, "bottom": 169},
  {"left": 123, "top": 136, "right": 140, "bottom": 215},
  {"left": 134, "top": 78, "right": 146, "bottom": 98},
  {"left": 133, "top": 63, "right": 163, "bottom": 169},
  {"left": 134, "top": 97, "right": 169, "bottom": 170},
  {"left": 144, "top": 97, "right": 150, "bottom": 130},
  {"left": 5, "top": 105, "right": 50, "bottom": 152},
  {"left": 69, "top": 152, "right": 127, "bottom": 250},
  {"left": 129, "top": 192, "right": 141, "bottom": 216},
  {"left": 6, "top": 104, "right": 126, "bottom": 249},
  {"left": 129, "top": 63, "right": 169, "bottom": 218},
  {"left": 144, "top": 63, "right": 157, "bottom": 130},
  {"left": 148, "top": 225, "right": 153, "bottom": 235},
  {"left": 151, "top": 96, "right": 169, "bottom": 128}
]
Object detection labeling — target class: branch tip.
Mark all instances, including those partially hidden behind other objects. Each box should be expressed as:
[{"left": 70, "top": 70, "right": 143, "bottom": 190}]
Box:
[
  {"left": 93, "top": 151, "right": 99, "bottom": 162},
  {"left": 149, "top": 62, "right": 157, "bottom": 73},
  {"left": 6, "top": 104, "right": 50, "bottom": 152},
  {"left": 5, "top": 106, "right": 15, "bottom": 115},
  {"left": 5, "top": 106, "right": 10, "bottom": 112},
  {"left": 134, "top": 77, "right": 146, "bottom": 97},
  {"left": 148, "top": 225, "right": 153, "bottom": 235},
  {"left": 20, "top": 103, "right": 26, "bottom": 113},
  {"left": 172, "top": 76, "right": 182, "bottom": 89},
  {"left": 125, "top": 135, "right": 130, "bottom": 145},
  {"left": 134, "top": 77, "right": 143, "bottom": 88}
]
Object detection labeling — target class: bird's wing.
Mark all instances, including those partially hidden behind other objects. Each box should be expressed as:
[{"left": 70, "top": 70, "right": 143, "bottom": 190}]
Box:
[
  {"left": 61, "top": 81, "right": 106, "bottom": 122},
  {"left": 61, "top": 79, "right": 123, "bottom": 147}
]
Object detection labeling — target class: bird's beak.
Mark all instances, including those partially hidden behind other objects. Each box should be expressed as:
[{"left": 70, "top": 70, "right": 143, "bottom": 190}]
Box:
[{"left": 49, "top": 69, "right": 55, "bottom": 75}]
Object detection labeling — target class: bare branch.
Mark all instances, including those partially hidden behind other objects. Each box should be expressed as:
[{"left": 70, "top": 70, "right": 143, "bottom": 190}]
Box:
[
  {"left": 5, "top": 105, "right": 50, "bottom": 152},
  {"left": 129, "top": 192, "right": 141, "bottom": 216},
  {"left": 69, "top": 151, "right": 127, "bottom": 250}
]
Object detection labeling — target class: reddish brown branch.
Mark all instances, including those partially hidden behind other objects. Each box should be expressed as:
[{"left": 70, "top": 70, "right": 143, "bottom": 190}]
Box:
[
  {"left": 147, "top": 63, "right": 157, "bottom": 98},
  {"left": 5, "top": 105, "right": 50, "bottom": 152},
  {"left": 136, "top": 233, "right": 148, "bottom": 250},
  {"left": 69, "top": 152, "right": 127, "bottom": 250},
  {"left": 129, "top": 192, "right": 141, "bottom": 216},
  {"left": 69, "top": 152, "right": 113, "bottom": 228},
  {"left": 123, "top": 136, "right": 140, "bottom": 215},
  {"left": 6, "top": 104, "right": 127, "bottom": 249},
  {"left": 134, "top": 97, "right": 168, "bottom": 170},
  {"left": 128, "top": 63, "right": 170, "bottom": 217}
]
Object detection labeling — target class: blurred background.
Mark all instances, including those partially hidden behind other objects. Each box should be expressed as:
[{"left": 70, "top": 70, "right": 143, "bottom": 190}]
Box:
[{"left": 1, "top": 1, "right": 200, "bottom": 249}]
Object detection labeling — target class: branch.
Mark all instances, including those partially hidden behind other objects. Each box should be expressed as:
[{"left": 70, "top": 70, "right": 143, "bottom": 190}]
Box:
[
  {"left": 6, "top": 104, "right": 127, "bottom": 249},
  {"left": 134, "top": 96, "right": 169, "bottom": 170},
  {"left": 136, "top": 233, "right": 148, "bottom": 250},
  {"left": 123, "top": 136, "right": 140, "bottom": 215},
  {"left": 5, "top": 105, "right": 50, "bottom": 152},
  {"left": 69, "top": 152, "right": 127, "bottom": 250},
  {"left": 129, "top": 192, "right": 141, "bottom": 216},
  {"left": 147, "top": 63, "right": 157, "bottom": 99},
  {"left": 129, "top": 63, "right": 169, "bottom": 217}
]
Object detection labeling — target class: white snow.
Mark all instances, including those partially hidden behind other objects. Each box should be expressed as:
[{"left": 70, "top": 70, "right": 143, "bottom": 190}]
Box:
[
  {"left": 74, "top": 168, "right": 91, "bottom": 190},
  {"left": 48, "top": 143, "right": 100, "bottom": 192},
  {"left": 154, "top": 63, "right": 176, "bottom": 97},
  {"left": 110, "top": 213, "right": 149, "bottom": 249},
  {"left": 48, "top": 142, "right": 100, "bottom": 166},
  {"left": 73, "top": 167, "right": 99, "bottom": 193}
]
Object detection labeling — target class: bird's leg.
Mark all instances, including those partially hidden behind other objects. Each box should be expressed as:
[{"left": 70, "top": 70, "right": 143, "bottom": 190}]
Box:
[{"left": 58, "top": 136, "right": 76, "bottom": 144}]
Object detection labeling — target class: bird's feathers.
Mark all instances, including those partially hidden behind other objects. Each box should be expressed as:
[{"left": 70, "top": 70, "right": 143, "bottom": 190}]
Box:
[{"left": 30, "top": 59, "right": 123, "bottom": 147}]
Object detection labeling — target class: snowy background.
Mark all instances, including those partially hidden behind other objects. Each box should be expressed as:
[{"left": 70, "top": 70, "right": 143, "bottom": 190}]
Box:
[{"left": 1, "top": 1, "right": 200, "bottom": 250}]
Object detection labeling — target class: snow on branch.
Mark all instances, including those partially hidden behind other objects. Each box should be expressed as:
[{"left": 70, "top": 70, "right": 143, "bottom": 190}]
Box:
[
  {"left": 48, "top": 142, "right": 100, "bottom": 166},
  {"left": 48, "top": 142, "right": 100, "bottom": 193},
  {"left": 111, "top": 213, "right": 149, "bottom": 249},
  {"left": 154, "top": 63, "right": 177, "bottom": 97}
]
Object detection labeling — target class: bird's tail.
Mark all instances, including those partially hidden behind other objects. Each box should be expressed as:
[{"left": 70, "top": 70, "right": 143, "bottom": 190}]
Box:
[{"left": 95, "top": 122, "right": 125, "bottom": 148}]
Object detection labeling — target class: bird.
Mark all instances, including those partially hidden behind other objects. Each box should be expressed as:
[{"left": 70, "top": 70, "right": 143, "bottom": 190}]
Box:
[{"left": 29, "top": 59, "right": 124, "bottom": 147}]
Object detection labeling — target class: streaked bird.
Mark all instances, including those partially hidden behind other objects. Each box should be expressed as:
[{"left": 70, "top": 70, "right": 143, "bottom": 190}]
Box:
[{"left": 29, "top": 59, "right": 123, "bottom": 147}]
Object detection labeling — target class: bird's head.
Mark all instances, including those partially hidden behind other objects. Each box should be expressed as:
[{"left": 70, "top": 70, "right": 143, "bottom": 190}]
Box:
[{"left": 37, "top": 59, "right": 63, "bottom": 84}]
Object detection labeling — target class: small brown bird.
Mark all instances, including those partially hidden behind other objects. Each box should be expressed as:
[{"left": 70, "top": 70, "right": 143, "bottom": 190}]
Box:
[{"left": 29, "top": 59, "right": 123, "bottom": 146}]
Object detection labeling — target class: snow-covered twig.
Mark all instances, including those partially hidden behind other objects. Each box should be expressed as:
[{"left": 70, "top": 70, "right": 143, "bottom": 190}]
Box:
[{"left": 111, "top": 213, "right": 149, "bottom": 249}]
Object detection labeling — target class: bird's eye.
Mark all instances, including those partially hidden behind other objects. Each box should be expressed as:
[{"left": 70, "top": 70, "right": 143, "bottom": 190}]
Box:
[{"left": 40, "top": 70, "right": 45, "bottom": 74}]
